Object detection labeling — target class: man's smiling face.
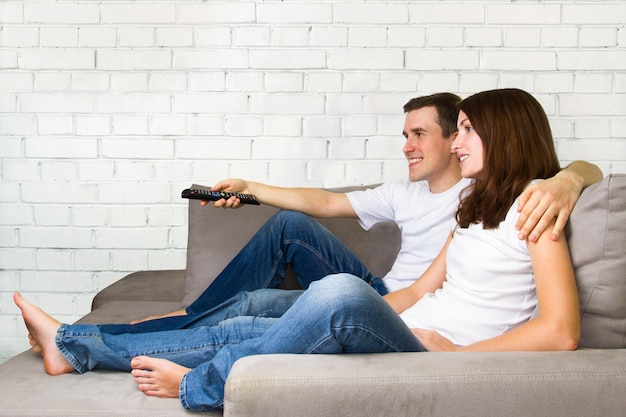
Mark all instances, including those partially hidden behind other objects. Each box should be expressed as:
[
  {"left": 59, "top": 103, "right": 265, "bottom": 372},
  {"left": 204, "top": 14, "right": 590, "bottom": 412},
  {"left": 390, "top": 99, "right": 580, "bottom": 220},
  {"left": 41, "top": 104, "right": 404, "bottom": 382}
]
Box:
[{"left": 402, "top": 106, "right": 459, "bottom": 191}]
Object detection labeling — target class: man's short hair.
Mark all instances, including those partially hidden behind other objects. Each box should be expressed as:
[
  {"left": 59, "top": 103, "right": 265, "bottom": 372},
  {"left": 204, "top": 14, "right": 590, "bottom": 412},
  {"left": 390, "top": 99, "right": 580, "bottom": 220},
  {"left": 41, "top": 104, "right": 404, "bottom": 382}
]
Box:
[{"left": 403, "top": 93, "right": 462, "bottom": 138}]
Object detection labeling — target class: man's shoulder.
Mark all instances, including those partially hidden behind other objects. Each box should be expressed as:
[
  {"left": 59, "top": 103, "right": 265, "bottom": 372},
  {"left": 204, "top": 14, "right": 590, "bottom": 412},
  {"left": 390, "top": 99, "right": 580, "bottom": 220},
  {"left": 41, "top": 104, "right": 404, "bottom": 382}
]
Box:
[
  {"left": 380, "top": 179, "right": 429, "bottom": 192},
  {"left": 381, "top": 178, "right": 470, "bottom": 194}
]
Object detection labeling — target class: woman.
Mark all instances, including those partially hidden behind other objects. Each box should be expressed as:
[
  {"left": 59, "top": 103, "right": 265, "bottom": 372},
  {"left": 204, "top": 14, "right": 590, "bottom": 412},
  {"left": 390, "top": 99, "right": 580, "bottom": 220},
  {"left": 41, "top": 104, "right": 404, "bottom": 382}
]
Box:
[{"left": 15, "top": 88, "right": 580, "bottom": 411}]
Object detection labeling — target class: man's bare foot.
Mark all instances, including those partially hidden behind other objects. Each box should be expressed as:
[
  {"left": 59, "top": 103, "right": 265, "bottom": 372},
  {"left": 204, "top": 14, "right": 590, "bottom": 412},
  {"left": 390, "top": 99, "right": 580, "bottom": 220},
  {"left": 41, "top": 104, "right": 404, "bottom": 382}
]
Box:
[
  {"left": 28, "top": 333, "right": 42, "bottom": 354},
  {"left": 13, "top": 292, "right": 75, "bottom": 376},
  {"left": 130, "top": 309, "right": 187, "bottom": 325},
  {"left": 130, "top": 356, "right": 191, "bottom": 398}
]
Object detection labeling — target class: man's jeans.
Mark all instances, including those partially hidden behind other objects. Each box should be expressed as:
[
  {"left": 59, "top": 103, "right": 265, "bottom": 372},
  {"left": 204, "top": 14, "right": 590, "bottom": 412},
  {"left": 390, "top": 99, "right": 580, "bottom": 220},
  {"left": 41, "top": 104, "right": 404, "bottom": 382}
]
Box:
[
  {"left": 97, "top": 209, "right": 388, "bottom": 336},
  {"left": 185, "top": 210, "right": 386, "bottom": 315},
  {"left": 98, "top": 288, "right": 305, "bottom": 335},
  {"left": 56, "top": 275, "right": 425, "bottom": 411}
]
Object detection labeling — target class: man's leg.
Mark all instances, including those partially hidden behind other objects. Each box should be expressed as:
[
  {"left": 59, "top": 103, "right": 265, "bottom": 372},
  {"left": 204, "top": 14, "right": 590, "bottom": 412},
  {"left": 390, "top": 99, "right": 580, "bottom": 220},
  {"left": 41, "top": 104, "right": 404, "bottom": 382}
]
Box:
[
  {"left": 14, "top": 293, "right": 75, "bottom": 376},
  {"left": 99, "top": 289, "right": 304, "bottom": 335},
  {"left": 186, "top": 210, "right": 378, "bottom": 314},
  {"left": 57, "top": 315, "right": 277, "bottom": 373}
]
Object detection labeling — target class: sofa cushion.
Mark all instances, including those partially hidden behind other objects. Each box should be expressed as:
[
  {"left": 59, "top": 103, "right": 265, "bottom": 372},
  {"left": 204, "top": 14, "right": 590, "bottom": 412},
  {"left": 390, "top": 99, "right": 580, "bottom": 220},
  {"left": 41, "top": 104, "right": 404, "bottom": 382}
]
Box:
[
  {"left": 183, "top": 184, "right": 401, "bottom": 307},
  {"left": 566, "top": 174, "right": 626, "bottom": 348},
  {"left": 225, "top": 351, "right": 626, "bottom": 417},
  {"left": 0, "top": 351, "right": 214, "bottom": 417}
]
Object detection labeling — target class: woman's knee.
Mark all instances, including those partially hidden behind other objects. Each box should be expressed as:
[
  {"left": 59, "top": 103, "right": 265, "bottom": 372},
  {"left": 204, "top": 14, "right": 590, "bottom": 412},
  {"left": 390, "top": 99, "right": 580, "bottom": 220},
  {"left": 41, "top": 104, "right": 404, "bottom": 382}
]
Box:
[{"left": 307, "top": 274, "right": 375, "bottom": 308}]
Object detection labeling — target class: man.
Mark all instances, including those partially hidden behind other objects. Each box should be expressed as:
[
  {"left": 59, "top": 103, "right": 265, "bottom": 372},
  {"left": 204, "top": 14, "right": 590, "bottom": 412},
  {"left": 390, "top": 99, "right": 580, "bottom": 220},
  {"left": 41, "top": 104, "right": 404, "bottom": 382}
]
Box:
[{"left": 137, "top": 92, "right": 601, "bottom": 323}]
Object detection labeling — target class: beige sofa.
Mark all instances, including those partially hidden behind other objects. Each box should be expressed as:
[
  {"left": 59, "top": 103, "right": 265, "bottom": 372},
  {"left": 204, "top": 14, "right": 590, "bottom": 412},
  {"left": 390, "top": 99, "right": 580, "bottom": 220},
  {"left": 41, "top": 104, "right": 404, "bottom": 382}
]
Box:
[{"left": 1, "top": 175, "right": 625, "bottom": 417}]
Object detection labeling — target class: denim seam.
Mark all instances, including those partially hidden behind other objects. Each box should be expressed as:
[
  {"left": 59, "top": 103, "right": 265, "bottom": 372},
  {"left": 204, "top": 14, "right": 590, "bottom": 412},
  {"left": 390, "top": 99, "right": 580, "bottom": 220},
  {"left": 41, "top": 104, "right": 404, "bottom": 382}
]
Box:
[
  {"left": 284, "top": 239, "right": 343, "bottom": 275},
  {"left": 262, "top": 247, "right": 284, "bottom": 289},
  {"left": 55, "top": 324, "right": 85, "bottom": 374},
  {"left": 307, "top": 324, "right": 413, "bottom": 354},
  {"left": 180, "top": 371, "right": 223, "bottom": 411},
  {"left": 179, "top": 373, "right": 190, "bottom": 409},
  {"left": 138, "top": 341, "right": 232, "bottom": 358}
]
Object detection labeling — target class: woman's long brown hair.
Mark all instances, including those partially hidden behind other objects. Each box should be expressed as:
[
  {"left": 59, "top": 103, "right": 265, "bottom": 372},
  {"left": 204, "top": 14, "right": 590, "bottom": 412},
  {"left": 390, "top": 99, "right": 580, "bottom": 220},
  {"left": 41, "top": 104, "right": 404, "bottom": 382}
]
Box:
[{"left": 456, "top": 89, "right": 561, "bottom": 229}]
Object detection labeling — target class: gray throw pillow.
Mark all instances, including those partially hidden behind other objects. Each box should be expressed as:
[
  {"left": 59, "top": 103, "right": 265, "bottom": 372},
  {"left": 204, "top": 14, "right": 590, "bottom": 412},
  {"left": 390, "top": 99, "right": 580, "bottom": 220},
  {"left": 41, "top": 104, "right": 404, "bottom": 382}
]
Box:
[{"left": 566, "top": 174, "right": 626, "bottom": 348}]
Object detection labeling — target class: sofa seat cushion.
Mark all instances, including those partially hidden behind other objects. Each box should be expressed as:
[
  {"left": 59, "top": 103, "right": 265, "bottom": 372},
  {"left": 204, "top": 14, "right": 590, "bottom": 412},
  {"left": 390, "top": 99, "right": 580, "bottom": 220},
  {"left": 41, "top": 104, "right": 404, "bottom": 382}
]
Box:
[
  {"left": 224, "top": 350, "right": 626, "bottom": 417},
  {"left": 566, "top": 174, "right": 626, "bottom": 348},
  {"left": 0, "top": 350, "right": 217, "bottom": 417}
]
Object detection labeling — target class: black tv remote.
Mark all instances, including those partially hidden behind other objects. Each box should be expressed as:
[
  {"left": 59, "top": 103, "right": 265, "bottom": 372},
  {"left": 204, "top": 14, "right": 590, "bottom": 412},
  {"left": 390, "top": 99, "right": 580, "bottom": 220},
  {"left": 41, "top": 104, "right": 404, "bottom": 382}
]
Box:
[{"left": 181, "top": 188, "right": 260, "bottom": 205}]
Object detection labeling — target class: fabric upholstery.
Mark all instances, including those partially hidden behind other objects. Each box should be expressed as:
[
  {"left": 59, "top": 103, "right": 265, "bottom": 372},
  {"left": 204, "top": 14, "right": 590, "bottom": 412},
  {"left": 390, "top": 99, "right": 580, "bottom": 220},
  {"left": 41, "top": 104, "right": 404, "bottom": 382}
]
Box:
[
  {"left": 0, "top": 350, "right": 215, "bottom": 417},
  {"left": 225, "top": 350, "right": 626, "bottom": 417},
  {"left": 566, "top": 174, "right": 626, "bottom": 348}
]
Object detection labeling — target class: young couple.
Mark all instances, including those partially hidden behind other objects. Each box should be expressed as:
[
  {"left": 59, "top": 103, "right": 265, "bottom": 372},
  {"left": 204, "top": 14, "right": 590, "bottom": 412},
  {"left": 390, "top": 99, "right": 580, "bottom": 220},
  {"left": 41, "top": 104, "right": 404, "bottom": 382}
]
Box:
[{"left": 15, "top": 88, "right": 602, "bottom": 411}]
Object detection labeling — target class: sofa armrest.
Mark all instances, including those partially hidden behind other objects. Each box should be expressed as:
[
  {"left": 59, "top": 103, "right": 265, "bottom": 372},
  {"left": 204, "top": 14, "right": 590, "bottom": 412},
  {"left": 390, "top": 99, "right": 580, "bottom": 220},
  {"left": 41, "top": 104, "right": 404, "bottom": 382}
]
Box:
[
  {"left": 224, "top": 350, "right": 626, "bottom": 417},
  {"left": 80, "top": 270, "right": 186, "bottom": 324},
  {"left": 92, "top": 270, "right": 186, "bottom": 310}
]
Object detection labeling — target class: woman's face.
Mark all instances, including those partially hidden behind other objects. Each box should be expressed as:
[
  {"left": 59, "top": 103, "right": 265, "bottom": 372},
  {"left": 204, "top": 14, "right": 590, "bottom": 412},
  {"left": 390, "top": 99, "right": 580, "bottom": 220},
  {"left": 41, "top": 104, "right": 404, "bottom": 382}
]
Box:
[{"left": 452, "top": 110, "right": 484, "bottom": 179}]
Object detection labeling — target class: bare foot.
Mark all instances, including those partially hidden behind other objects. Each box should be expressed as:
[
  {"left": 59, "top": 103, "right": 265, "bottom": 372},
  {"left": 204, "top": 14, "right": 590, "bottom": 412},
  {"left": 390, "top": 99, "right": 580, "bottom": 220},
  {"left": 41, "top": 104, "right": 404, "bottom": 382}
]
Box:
[
  {"left": 13, "top": 292, "right": 75, "bottom": 375},
  {"left": 131, "top": 356, "right": 191, "bottom": 398},
  {"left": 130, "top": 309, "right": 187, "bottom": 325},
  {"left": 28, "top": 332, "right": 42, "bottom": 354}
]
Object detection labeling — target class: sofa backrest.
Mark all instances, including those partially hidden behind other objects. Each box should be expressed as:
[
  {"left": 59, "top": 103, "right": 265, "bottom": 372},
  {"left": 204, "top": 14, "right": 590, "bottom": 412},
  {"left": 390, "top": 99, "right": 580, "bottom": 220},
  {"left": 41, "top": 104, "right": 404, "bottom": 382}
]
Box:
[
  {"left": 566, "top": 174, "right": 626, "bottom": 349},
  {"left": 183, "top": 184, "right": 401, "bottom": 306}
]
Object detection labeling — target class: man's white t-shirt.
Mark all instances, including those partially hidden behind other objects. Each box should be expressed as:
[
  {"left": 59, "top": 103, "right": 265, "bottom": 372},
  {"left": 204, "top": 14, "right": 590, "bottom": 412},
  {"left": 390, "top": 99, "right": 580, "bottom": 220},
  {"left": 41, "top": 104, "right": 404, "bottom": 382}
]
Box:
[
  {"left": 399, "top": 195, "right": 537, "bottom": 347},
  {"left": 346, "top": 178, "right": 472, "bottom": 292}
]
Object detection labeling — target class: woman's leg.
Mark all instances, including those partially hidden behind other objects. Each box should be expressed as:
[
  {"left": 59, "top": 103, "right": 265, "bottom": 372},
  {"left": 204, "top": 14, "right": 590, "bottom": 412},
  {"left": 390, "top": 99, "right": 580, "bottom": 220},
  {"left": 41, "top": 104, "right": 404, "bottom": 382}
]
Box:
[
  {"left": 186, "top": 211, "right": 379, "bottom": 314},
  {"left": 177, "top": 274, "right": 424, "bottom": 411}
]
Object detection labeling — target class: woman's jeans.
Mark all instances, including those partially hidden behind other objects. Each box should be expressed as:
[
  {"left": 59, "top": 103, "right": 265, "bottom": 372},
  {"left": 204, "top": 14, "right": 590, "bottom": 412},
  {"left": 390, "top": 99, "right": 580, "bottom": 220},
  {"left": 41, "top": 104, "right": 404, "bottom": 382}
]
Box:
[
  {"left": 185, "top": 210, "right": 386, "bottom": 315},
  {"left": 56, "top": 275, "right": 424, "bottom": 411}
]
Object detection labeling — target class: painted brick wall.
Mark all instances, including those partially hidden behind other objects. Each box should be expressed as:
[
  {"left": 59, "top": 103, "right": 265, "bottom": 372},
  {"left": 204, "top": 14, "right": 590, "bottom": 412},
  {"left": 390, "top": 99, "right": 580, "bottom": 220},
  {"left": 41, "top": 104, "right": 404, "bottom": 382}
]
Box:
[{"left": 1, "top": 0, "right": 625, "bottom": 362}]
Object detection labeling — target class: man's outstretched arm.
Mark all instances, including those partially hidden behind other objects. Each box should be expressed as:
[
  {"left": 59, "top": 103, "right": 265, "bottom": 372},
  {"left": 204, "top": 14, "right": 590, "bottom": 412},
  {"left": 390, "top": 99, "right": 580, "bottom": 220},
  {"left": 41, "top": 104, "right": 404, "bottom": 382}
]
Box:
[{"left": 205, "top": 178, "right": 358, "bottom": 219}]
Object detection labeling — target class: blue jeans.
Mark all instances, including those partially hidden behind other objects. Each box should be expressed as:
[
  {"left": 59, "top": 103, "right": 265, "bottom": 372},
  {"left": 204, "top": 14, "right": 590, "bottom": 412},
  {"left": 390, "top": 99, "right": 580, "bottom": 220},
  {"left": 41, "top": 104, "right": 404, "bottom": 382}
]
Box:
[
  {"left": 98, "top": 210, "right": 387, "bottom": 336},
  {"left": 185, "top": 210, "right": 387, "bottom": 315},
  {"left": 56, "top": 275, "right": 424, "bottom": 411},
  {"left": 98, "top": 288, "right": 304, "bottom": 335}
]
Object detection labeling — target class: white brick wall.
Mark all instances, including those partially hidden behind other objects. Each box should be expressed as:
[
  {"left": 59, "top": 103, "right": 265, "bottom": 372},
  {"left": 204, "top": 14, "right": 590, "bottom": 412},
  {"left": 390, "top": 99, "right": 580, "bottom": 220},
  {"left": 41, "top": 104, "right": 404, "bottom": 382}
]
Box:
[{"left": 1, "top": 0, "right": 625, "bottom": 362}]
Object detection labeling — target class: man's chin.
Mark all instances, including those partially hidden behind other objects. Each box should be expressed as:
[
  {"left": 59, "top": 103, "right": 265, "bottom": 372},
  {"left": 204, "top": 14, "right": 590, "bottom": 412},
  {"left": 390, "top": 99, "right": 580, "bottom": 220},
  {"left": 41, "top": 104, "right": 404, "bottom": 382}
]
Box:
[{"left": 408, "top": 171, "right": 426, "bottom": 182}]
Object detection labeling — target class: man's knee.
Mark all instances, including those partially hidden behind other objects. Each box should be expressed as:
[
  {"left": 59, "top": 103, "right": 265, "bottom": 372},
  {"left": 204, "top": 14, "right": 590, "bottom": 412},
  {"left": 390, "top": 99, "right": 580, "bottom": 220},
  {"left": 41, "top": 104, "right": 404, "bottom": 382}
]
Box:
[{"left": 271, "top": 210, "right": 313, "bottom": 227}]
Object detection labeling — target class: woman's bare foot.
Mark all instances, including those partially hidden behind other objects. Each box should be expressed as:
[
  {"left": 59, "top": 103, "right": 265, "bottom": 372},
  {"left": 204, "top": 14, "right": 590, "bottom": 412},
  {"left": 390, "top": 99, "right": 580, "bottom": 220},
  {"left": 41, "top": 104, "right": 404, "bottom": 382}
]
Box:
[
  {"left": 130, "top": 356, "right": 191, "bottom": 398},
  {"left": 130, "top": 309, "right": 187, "bottom": 325},
  {"left": 13, "top": 292, "right": 75, "bottom": 376}
]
